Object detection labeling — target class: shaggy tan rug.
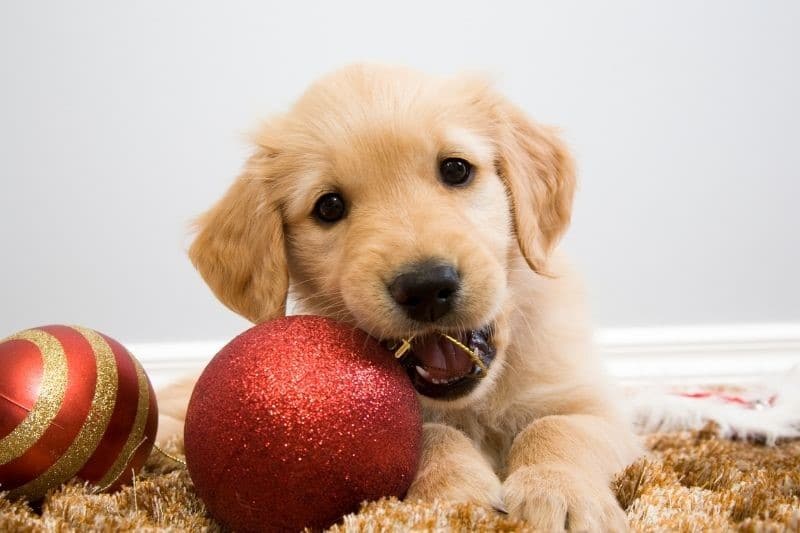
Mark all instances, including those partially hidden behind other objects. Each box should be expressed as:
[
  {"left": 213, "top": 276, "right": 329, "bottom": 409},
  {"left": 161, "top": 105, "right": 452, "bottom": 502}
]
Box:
[{"left": 1, "top": 425, "right": 798, "bottom": 532}]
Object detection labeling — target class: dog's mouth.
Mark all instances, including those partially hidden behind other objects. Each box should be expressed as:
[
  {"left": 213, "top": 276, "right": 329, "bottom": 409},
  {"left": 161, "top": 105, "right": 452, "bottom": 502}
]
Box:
[{"left": 383, "top": 326, "right": 495, "bottom": 400}]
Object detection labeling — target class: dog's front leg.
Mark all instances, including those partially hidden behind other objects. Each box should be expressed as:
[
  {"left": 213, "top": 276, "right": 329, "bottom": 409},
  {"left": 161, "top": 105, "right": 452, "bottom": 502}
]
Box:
[
  {"left": 155, "top": 374, "right": 200, "bottom": 444},
  {"left": 406, "top": 423, "right": 503, "bottom": 510},
  {"left": 503, "top": 414, "right": 639, "bottom": 532}
]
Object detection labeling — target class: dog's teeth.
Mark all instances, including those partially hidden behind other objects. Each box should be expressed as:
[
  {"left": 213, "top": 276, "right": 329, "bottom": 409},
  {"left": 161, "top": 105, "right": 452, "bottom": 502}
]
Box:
[
  {"left": 416, "top": 366, "right": 432, "bottom": 381},
  {"left": 416, "top": 365, "right": 463, "bottom": 386}
]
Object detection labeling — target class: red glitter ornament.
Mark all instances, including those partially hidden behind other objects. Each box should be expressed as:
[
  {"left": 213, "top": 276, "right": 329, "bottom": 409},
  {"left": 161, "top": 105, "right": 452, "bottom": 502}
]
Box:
[
  {"left": 0, "top": 325, "right": 158, "bottom": 500},
  {"left": 184, "top": 316, "right": 422, "bottom": 532}
]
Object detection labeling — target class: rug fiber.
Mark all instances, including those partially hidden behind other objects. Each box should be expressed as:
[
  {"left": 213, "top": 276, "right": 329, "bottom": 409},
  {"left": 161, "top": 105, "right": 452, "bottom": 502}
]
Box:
[{"left": 1, "top": 425, "right": 798, "bottom": 531}]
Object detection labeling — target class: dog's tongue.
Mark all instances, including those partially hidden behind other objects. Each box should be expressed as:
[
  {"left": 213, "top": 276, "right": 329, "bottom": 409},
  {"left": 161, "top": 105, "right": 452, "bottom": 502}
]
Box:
[{"left": 413, "top": 334, "right": 474, "bottom": 380}]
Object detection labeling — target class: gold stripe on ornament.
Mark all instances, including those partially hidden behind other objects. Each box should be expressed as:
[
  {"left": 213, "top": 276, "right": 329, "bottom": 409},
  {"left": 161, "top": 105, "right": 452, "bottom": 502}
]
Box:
[
  {"left": 9, "top": 327, "right": 119, "bottom": 500},
  {"left": 0, "top": 329, "right": 69, "bottom": 465},
  {"left": 97, "top": 355, "right": 150, "bottom": 490}
]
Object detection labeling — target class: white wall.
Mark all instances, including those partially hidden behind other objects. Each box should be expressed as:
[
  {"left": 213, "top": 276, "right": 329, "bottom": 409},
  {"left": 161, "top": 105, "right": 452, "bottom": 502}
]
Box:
[{"left": 1, "top": 1, "right": 798, "bottom": 344}]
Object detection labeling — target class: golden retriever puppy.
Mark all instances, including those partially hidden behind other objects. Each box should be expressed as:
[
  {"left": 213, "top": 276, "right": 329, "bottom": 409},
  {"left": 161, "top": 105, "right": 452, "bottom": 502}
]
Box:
[{"left": 160, "top": 64, "right": 641, "bottom": 531}]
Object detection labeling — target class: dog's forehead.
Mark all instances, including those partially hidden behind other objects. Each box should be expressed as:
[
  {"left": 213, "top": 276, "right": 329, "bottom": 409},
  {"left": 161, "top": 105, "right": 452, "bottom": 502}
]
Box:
[
  {"left": 282, "top": 122, "right": 495, "bottom": 213},
  {"left": 292, "top": 67, "right": 494, "bottom": 157},
  {"left": 276, "top": 67, "right": 498, "bottom": 216},
  {"left": 326, "top": 120, "right": 443, "bottom": 179}
]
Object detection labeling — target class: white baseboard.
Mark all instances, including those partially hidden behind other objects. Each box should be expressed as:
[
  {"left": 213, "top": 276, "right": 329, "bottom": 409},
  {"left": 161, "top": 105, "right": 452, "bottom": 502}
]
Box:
[
  {"left": 598, "top": 323, "right": 800, "bottom": 385},
  {"left": 129, "top": 340, "right": 225, "bottom": 390},
  {"left": 131, "top": 323, "right": 800, "bottom": 390}
]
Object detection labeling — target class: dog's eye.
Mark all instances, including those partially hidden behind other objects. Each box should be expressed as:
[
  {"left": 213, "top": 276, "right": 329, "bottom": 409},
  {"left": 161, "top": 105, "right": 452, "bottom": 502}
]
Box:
[
  {"left": 313, "top": 192, "right": 346, "bottom": 223},
  {"left": 439, "top": 158, "right": 473, "bottom": 186}
]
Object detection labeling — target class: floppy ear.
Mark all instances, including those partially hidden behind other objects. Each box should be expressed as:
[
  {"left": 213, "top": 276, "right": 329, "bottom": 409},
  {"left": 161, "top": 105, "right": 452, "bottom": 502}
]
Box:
[
  {"left": 495, "top": 100, "right": 576, "bottom": 274},
  {"left": 189, "top": 150, "right": 288, "bottom": 323}
]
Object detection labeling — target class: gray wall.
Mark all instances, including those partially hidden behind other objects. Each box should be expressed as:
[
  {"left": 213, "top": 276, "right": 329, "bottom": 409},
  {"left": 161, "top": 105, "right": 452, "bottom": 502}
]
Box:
[{"left": 2, "top": 1, "right": 798, "bottom": 344}]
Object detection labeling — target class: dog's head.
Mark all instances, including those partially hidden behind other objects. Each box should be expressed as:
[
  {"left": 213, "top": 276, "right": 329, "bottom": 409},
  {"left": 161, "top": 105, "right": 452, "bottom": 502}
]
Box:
[{"left": 190, "top": 65, "right": 575, "bottom": 407}]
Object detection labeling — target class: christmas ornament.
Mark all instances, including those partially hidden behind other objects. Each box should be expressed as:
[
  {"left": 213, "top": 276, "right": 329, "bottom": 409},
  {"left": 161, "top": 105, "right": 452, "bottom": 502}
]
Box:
[
  {"left": 0, "top": 325, "right": 158, "bottom": 500},
  {"left": 184, "top": 315, "right": 422, "bottom": 532}
]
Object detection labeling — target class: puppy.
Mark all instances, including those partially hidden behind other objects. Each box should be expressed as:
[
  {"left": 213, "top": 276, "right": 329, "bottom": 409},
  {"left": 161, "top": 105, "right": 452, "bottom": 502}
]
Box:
[{"left": 159, "top": 64, "right": 641, "bottom": 531}]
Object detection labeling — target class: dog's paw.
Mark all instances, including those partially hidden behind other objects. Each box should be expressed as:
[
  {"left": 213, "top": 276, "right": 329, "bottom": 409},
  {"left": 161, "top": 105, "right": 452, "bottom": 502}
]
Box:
[
  {"left": 406, "top": 462, "right": 504, "bottom": 511},
  {"left": 405, "top": 423, "right": 504, "bottom": 511},
  {"left": 156, "top": 413, "right": 185, "bottom": 445},
  {"left": 503, "top": 465, "right": 628, "bottom": 532}
]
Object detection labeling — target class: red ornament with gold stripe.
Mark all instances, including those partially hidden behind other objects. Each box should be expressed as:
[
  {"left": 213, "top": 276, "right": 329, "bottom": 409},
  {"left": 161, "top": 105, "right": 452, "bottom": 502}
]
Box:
[{"left": 0, "top": 325, "right": 158, "bottom": 500}]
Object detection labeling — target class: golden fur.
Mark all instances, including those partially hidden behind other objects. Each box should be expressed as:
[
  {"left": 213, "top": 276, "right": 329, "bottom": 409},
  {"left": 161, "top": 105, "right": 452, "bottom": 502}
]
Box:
[{"left": 159, "top": 64, "right": 641, "bottom": 531}]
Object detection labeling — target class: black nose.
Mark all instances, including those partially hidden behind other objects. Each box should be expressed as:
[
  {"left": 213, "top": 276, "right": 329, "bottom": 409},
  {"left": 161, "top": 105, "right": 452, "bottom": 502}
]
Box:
[{"left": 389, "top": 262, "right": 460, "bottom": 322}]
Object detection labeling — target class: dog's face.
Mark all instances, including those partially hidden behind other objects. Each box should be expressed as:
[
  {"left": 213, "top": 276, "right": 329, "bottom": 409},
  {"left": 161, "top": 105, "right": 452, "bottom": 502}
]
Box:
[{"left": 191, "top": 65, "right": 575, "bottom": 408}]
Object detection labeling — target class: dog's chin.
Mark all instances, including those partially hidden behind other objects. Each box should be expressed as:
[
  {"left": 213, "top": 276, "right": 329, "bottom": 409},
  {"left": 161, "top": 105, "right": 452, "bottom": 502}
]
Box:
[{"left": 382, "top": 325, "right": 496, "bottom": 401}]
